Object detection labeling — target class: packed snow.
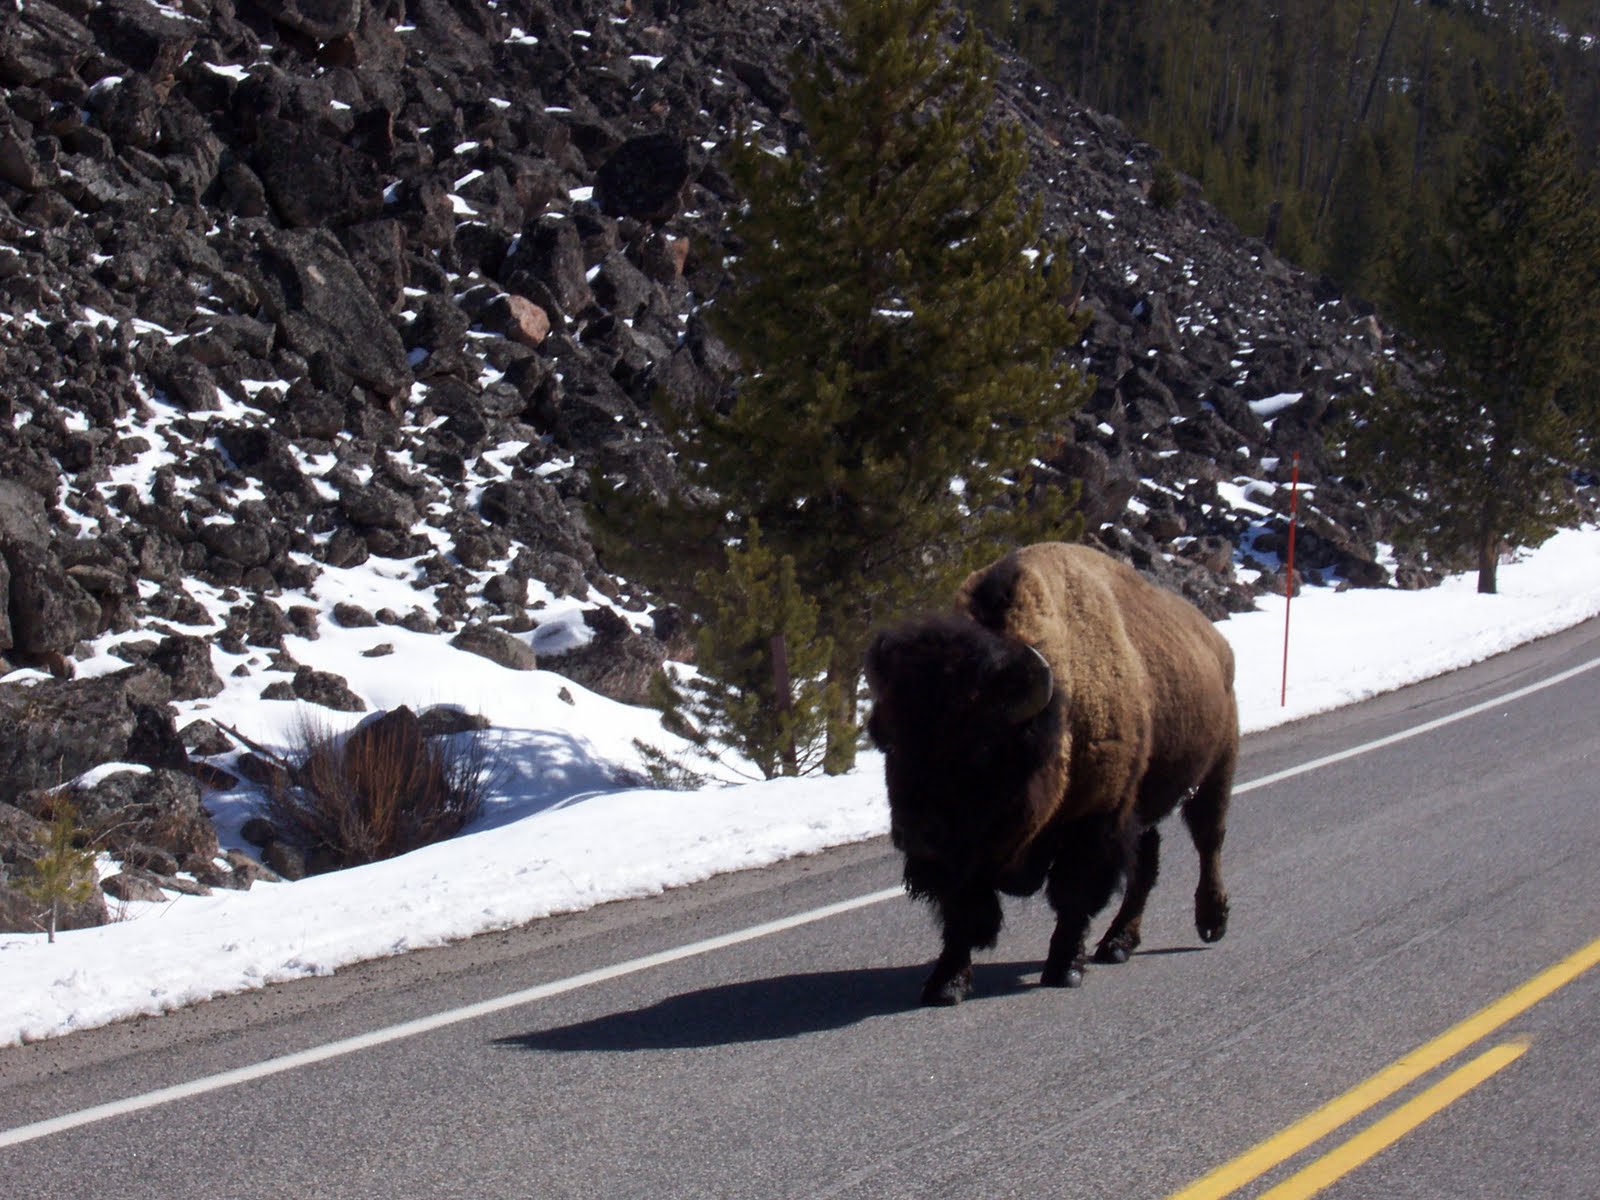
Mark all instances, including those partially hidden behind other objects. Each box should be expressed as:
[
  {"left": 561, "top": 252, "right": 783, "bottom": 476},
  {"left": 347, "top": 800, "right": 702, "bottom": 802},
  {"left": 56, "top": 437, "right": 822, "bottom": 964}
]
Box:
[{"left": 3, "top": 526, "right": 1599, "bottom": 1047}]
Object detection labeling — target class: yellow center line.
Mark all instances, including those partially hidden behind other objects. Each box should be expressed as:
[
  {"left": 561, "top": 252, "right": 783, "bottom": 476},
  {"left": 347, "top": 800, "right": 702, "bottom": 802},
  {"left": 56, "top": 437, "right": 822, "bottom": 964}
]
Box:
[
  {"left": 1257, "top": 1040, "right": 1529, "bottom": 1200},
  {"left": 1165, "top": 934, "right": 1600, "bottom": 1200}
]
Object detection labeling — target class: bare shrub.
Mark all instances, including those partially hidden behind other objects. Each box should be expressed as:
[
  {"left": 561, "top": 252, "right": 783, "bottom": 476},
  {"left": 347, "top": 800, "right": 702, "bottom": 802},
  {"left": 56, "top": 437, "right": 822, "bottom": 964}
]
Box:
[{"left": 257, "top": 706, "right": 497, "bottom": 871}]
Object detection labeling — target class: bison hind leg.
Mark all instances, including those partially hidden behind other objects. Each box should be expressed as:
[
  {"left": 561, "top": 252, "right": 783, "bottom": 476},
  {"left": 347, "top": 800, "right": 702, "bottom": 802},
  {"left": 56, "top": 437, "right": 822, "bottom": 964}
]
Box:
[
  {"left": 1094, "top": 826, "right": 1160, "bottom": 964},
  {"left": 1183, "top": 752, "right": 1234, "bottom": 944},
  {"left": 1196, "top": 890, "right": 1230, "bottom": 944}
]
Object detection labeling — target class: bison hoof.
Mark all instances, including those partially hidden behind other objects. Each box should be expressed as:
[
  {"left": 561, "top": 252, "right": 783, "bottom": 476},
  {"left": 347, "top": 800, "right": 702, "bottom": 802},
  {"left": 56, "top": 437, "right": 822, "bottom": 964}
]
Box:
[
  {"left": 921, "top": 965, "right": 972, "bottom": 1007},
  {"left": 1093, "top": 939, "right": 1131, "bottom": 965},
  {"left": 1040, "top": 960, "right": 1085, "bottom": 988},
  {"left": 1196, "top": 891, "right": 1230, "bottom": 943}
]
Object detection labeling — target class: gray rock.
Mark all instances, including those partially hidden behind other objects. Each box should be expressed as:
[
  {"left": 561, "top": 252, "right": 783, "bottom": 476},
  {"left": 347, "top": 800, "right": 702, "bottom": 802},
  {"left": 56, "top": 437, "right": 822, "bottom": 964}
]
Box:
[
  {"left": 102, "top": 870, "right": 169, "bottom": 904},
  {"left": 0, "top": 668, "right": 186, "bottom": 798},
  {"left": 541, "top": 607, "right": 666, "bottom": 706},
  {"left": 450, "top": 624, "right": 537, "bottom": 671},
  {"left": 249, "top": 227, "right": 412, "bottom": 398},
  {"left": 150, "top": 634, "right": 224, "bottom": 700}
]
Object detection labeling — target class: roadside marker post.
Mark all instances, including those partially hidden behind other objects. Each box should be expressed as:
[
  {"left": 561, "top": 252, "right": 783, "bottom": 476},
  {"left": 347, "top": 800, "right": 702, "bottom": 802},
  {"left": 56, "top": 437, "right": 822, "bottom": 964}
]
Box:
[{"left": 1281, "top": 452, "right": 1301, "bottom": 707}]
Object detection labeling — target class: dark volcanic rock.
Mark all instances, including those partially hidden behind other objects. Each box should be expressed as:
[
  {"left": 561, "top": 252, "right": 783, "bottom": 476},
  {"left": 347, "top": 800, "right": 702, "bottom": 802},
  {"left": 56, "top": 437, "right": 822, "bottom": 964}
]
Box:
[
  {"left": 248, "top": 227, "right": 412, "bottom": 397},
  {"left": 541, "top": 607, "right": 668, "bottom": 706},
  {"left": 0, "top": 668, "right": 186, "bottom": 798},
  {"left": 595, "top": 134, "right": 694, "bottom": 222}
]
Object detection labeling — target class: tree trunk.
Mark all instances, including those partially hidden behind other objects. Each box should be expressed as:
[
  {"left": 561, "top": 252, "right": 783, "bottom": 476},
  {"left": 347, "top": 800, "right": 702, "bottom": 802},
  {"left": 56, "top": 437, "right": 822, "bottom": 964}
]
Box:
[
  {"left": 1477, "top": 532, "right": 1500, "bottom": 594},
  {"left": 1410, "top": 23, "right": 1434, "bottom": 201},
  {"left": 822, "top": 654, "right": 860, "bottom": 775},
  {"left": 770, "top": 633, "right": 798, "bottom": 775}
]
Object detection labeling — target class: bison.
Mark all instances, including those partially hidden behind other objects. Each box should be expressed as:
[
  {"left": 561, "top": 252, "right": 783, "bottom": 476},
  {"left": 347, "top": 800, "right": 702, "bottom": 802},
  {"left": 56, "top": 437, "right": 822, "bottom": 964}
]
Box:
[{"left": 865, "top": 542, "right": 1238, "bottom": 1005}]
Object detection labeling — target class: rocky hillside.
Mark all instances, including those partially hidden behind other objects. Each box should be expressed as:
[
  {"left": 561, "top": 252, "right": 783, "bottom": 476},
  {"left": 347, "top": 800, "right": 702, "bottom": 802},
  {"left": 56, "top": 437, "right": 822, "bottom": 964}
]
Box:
[{"left": 1, "top": 0, "right": 1414, "bottom": 929}]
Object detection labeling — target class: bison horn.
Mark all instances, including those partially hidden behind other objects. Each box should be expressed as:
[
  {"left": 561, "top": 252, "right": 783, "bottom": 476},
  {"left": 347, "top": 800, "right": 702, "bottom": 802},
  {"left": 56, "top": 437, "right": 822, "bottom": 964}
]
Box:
[{"left": 1004, "top": 644, "right": 1054, "bottom": 723}]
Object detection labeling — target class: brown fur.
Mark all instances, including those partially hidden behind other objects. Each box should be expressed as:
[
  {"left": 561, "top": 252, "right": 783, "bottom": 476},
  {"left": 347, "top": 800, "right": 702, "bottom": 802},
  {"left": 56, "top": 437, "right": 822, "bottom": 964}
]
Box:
[{"left": 868, "top": 542, "right": 1238, "bottom": 1005}]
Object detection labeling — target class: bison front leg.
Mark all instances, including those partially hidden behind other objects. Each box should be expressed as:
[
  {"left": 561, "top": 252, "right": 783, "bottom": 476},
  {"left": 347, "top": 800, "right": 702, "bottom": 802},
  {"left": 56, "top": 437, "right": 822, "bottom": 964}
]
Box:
[
  {"left": 905, "top": 859, "right": 1003, "bottom": 1006},
  {"left": 1041, "top": 814, "right": 1128, "bottom": 988}
]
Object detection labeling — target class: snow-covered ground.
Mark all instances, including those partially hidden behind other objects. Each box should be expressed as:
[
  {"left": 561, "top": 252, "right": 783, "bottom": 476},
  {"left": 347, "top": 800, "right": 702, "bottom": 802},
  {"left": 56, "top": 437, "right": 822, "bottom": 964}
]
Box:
[{"left": 3, "top": 526, "right": 1599, "bottom": 1047}]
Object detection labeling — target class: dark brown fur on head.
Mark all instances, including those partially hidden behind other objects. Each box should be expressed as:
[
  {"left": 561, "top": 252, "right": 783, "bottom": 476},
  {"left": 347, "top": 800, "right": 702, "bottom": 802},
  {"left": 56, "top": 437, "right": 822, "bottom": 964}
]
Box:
[{"left": 866, "top": 616, "right": 1061, "bottom": 882}]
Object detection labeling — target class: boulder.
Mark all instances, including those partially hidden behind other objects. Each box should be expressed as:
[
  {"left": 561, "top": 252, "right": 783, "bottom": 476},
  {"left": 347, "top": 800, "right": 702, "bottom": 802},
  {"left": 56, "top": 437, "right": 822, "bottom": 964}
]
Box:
[
  {"left": 0, "top": 668, "right": 186, "bottom": 798},
  {"left": 594, "top": 134, "right": 693, "bottom": 222},
  {"left": 541, "top": 607, "right": 667, "bottom": 705},
  {"left": 149, "top": 634, "right": 225, "bottom": 701},
  {"left": 248, "top": 227, "right": 412, "bottom": 398},
  {"left": 449, "top": 624, "right": 537, "bottom": 671}
]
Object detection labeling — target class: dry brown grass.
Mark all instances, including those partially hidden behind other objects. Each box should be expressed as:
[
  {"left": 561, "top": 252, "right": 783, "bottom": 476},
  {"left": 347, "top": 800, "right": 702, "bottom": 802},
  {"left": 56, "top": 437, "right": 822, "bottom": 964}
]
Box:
[{"left": 258, "top": 707, "right": 496, "bottom": 871}]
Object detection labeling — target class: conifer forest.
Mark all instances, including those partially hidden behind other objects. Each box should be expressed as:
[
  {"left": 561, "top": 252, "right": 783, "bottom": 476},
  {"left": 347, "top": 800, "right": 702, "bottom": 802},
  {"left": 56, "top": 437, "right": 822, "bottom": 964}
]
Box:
[{"left": 970, "top": 0, "right": 1600, "bottom": 302}]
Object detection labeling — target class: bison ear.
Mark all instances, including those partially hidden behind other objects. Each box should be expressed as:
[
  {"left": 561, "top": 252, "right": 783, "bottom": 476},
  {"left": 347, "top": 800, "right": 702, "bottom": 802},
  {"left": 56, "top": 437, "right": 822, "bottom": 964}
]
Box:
[{"left": 998, "top": 643, "right": 1054, "bottom": 723}]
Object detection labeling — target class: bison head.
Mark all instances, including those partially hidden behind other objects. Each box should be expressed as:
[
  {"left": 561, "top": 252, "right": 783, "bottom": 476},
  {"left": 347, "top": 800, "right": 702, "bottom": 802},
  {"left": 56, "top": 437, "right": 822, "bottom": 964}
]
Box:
[{"left": 865, "top": 616, "right": 1058, "bottom": 875}]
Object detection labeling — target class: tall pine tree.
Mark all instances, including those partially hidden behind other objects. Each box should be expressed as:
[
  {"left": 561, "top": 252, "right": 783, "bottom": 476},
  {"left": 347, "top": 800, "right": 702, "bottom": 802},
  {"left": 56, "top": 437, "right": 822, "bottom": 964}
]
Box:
[
  {"left": 699, "top": 0, "right": 1090, "bottom": 769},
  {"left": 1349, "top": 59, "right": 1600, "bottom": 592}
]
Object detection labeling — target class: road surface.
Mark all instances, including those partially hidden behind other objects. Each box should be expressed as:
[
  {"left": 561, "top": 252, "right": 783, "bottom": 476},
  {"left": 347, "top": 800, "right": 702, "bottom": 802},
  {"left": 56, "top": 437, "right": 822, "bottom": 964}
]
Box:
[{"left": 3, "top": 618, "right": 1598, "bottom": 1198}]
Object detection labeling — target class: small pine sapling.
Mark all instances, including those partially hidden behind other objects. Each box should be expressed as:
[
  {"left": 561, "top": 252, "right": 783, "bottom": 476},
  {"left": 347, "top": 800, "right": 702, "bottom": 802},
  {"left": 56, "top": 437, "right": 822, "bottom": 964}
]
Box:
[
  {"left": 648, "top": 523, "right": 845, "bottom": 780},
  {"left": 21, "top": 797, "right": 99, "bottom": 944}
]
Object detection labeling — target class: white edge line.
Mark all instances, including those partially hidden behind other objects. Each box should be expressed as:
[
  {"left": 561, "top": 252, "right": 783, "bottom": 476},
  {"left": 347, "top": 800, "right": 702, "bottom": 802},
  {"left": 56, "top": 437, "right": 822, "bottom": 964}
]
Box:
[
  {"left": 1235, "top": 653, "right": 1600, "bottom": 795},
  {"left": 6, "top": 651, "right": 1599, "bottom": 1150},
  {"left": 0, "top": 887, "right": 903, "bottom": 1150}
]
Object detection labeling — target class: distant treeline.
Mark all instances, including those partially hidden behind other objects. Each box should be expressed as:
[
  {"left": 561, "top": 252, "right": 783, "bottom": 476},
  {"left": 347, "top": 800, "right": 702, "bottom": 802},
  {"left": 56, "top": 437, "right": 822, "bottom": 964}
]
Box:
[{"left": 971, "top": 0, "right": 1600, "bottom": 300}]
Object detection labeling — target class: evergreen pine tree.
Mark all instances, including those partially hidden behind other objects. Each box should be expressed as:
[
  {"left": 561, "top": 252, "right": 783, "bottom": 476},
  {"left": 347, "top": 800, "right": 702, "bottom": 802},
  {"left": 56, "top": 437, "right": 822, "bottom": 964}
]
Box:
[
  {"left": 648, "top": 523, "right": 842, "bottom": 780},
  {"left": 20, "top": 798, "right": 99, "bottom": 943},
  {"left": 1351, "top": 58, "right": 1600, "bottom": 593},
  {"left": 697, "top": 0, "right": 1090, "bottom": 769}
]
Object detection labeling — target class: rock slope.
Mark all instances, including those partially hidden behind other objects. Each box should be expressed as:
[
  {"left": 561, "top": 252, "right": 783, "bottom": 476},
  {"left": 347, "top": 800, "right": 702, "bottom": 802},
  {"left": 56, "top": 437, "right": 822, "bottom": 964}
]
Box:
[{"left": 1, "top": 0, "right": 1414, "bottom": 927}]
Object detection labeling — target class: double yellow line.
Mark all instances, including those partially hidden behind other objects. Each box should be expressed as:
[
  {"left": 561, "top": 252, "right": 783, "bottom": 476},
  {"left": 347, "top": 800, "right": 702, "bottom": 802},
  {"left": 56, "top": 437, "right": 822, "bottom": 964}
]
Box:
[{"left": 1167, "top": 934, "right": 1600, "bottom": 1199}]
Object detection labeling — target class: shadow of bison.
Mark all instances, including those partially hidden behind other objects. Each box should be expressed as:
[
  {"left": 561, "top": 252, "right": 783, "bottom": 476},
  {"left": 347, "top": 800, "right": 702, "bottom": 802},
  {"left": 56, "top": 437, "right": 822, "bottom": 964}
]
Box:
[{"left": 866, "top": 542, "right": 1238, "bottom": 1005}]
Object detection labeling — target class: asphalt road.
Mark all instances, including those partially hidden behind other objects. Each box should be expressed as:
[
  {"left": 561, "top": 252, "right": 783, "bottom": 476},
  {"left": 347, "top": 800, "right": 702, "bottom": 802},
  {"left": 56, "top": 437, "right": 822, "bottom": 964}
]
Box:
[{"left": 3, "top": 618, "right": 1599, "bottom": 1199}]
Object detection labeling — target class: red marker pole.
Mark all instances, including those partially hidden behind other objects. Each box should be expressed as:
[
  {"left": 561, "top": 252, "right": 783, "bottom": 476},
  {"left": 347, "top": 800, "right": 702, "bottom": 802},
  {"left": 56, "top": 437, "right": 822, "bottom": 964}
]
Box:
[{"left": 1280, "top": 452, "right": 1301, "bottom": 707}]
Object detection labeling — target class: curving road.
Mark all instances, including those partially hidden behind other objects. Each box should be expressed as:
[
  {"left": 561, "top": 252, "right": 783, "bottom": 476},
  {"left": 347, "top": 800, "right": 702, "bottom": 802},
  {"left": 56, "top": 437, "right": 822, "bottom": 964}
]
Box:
[{"left": 3, "top": 618, "right": 1598, "bottom": 1199}]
